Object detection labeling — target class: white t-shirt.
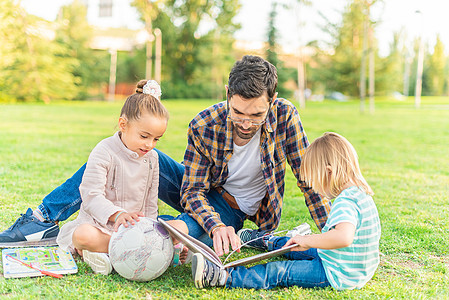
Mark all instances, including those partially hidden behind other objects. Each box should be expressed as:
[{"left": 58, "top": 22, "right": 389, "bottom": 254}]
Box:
[{"left": 223, "top": 129, "right": 267, "bottom": 216}]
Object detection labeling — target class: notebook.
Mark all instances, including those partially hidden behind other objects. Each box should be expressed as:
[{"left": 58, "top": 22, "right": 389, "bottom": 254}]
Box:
[{"left": 2, "top": 246, "right": 78, "bottom": 278}]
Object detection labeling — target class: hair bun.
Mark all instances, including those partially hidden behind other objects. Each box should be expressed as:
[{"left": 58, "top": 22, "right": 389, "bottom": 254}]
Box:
[{"left": 135, "top": 80, "right": 146, "bottom": 94}]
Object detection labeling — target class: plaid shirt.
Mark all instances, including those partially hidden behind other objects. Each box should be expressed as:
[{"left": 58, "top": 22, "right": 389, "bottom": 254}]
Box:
[{"left": 180, "top": 98, "right": 331, "bottom": 237}]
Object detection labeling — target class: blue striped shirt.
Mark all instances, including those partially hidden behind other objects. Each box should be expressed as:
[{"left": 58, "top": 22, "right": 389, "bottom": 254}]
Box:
[{"left": 318, "top": 186, "right": 381, "bottom": 290}]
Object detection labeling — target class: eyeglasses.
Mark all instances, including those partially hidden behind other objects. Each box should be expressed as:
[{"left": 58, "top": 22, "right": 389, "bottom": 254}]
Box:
[
  {"left": 227, "top": 115, "right": 267, "bottom": 126},
  {"left": 226, "top": 98, "right": 271, "bottom": 126}
]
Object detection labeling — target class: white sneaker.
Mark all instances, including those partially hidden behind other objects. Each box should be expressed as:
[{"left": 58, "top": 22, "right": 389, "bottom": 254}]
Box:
[
  {"left": 82, "top": 250, "right": 113, "bottom": 275},
  {"left": 286, "top": 223, "right": 312, "bottom": 237}
]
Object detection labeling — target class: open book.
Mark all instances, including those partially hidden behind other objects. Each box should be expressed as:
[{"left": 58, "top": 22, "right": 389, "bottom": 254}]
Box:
[{"left": 158, "top": 218, "right": 297, "bottom": 269}]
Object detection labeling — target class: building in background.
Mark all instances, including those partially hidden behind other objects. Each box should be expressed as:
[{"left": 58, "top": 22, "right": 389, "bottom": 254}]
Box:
[
  {"left": 79, "top": 0, "right": 143, "bottom": 30},
  {"left": 69, "top": 0, "right": 149, "bottom": 99}
]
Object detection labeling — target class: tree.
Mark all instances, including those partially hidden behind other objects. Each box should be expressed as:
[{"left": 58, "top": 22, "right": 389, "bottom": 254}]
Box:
[
  {"left": 55, "top": 0, "right": 109, "bottom": 99},
  {"left": 311, "top": 0, "right": 366, "bottom": 97},
  {"left": 309, "top": 0, "right": 387, "bottom": 99},
  {"left": 135, "top": 0, "right": 241, "bottom": 99},
  {"left": 426, "top": 35, "right": 446, "bottom": 96},
  {"left": 0, "top": 0, "right": 79, "bottom": 102},
  {"left": 266, "top": 2, "right": 291, "bottom": 99},
  {"left": 376, "top": 31, "right": 404, "bottom": 95},
  {"left": 207, "top": 0, "right": 241, "bottom": 99}
]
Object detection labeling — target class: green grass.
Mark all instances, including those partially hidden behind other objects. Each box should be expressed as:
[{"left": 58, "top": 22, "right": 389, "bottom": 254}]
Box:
[{"left": 1, "top": 96, "right": 448, "bottom": 299}]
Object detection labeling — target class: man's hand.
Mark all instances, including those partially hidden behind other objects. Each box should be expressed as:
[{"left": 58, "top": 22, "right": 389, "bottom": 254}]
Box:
[{"left": 212, "top": 226, "right": 241, "bottom": 256}]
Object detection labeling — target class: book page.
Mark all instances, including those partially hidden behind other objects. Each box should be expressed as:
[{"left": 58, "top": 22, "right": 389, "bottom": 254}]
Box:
[
  {"left": 158, "top": 218, "right": 223, "bottom": 267},
  {"left": 158, "top": 218, "right": 298, "bottom": 269},
  {"left": 224, "top": 244, "right": 297, "bottom": 268}
]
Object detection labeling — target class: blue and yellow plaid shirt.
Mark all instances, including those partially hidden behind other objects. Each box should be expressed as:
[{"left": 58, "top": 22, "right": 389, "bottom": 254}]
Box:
[{"left": 181, "top": 98, "right": 331, "bottom": 237}]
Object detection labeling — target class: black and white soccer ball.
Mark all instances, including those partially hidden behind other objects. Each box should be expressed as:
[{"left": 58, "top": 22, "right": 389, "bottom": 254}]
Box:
[{"left": 108, "top": 217, "right": 174, "bottom": 281}]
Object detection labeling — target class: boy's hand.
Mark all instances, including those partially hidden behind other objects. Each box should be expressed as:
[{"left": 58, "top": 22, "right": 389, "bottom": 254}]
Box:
[
  {"left": 284, "top": 235, "right": 311, "bottom": 252},
  {"left": 112, "top": 211, "right": 144, "bottom": 231},
  {"left": 283, "top": 222, "right": 356, "bottom": 251}
]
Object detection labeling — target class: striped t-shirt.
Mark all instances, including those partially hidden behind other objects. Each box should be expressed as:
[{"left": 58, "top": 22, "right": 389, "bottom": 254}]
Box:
[{"left": 318, "top": 186, "right": 381, "bottom": 290}]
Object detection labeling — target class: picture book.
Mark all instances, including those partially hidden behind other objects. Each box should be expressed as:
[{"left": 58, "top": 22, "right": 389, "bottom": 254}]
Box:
[
  {"left": 2, "top": 246, "right": 78, "bottom": 278},
  {"left": 158, "top": 218, "right": 297, "bottom": 269}
]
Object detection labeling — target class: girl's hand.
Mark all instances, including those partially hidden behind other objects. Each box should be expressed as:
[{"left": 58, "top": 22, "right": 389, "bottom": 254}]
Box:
[
  {"left": 112, "top": 211, "right": 144, "bottom": 231},
  {"left": 283, "top": 235, "right": 311, "bottom": 252}
]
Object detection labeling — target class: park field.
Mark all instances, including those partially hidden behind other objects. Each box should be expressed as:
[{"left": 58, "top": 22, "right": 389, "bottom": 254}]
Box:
[{"left": 0, "top": 97, "right": 448, "bottom": 299}]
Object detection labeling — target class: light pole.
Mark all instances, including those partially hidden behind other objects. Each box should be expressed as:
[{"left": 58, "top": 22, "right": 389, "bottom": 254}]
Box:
[
  {"left": 295, "top": 1, "right": 306, "bottom": 109},
  {"left": 154, "top": 28, "right": 162, "bottom": 83},
  {"left": 414, "top": 10, "right": 424, "bottom": 109},
  {"left": 108, "top": 48, "right": 117, "bottom": 102}
]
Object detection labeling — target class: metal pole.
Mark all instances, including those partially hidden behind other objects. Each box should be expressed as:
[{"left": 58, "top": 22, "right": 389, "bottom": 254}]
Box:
[
  {"left": 297, "top": 58, "right": 306, "bottom": 109},
  {"left": 146, "top": 37, "right": 153, "bottom": 80},
  {"left": 414, "top": 10, "right": 424, "bottom": 108},
  {"left": 368, "top": 24, "right": 375, "bottom": 114},
  {"left": 415, "top": 37, "right": 424, "bottom": 109},
  {"left": 295, "top": 1, "right": 306, "bottom": 109},
  {"left": 403, "top": 53, "right": 411, "bottom": 97},
  {"left": 360, "top": 17, "right": 367, "bottom": 113},
  {"left": 108, "top": 48, "right": 117, "bottom": 102},
  {"left": 154, "top": 28, "right": 162, "bottom": 83}
]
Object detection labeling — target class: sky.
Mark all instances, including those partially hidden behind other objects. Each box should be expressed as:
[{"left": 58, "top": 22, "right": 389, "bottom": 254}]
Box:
[
  {"left": 21, "top": 0, "right": 449, "bottom": 56},
  {"left": 233, "top": 0, "right": 449, "bottom": 56}
]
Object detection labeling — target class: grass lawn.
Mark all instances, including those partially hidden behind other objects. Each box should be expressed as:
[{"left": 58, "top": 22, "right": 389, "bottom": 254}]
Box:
[{"left": 0, "top": 97, "right": 448, "bottom": 299}]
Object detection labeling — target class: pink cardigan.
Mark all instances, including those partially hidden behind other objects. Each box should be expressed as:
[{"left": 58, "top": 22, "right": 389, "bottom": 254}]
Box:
[{"left": 57, "top": 131, "right": 159, "bottom": 251}]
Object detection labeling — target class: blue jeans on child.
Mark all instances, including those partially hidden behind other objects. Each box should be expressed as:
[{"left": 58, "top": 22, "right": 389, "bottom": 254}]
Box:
[
  {"left": 226, "top": 236, "right": 330, "bottom": 289},
  {"left": 37, "top": 149, "right": 246, "bottom": 247}
]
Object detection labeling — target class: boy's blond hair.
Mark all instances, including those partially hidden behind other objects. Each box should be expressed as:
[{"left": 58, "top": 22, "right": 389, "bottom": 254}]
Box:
[{"left": 300, "top": 132, "right": 373, "bottom": 199}]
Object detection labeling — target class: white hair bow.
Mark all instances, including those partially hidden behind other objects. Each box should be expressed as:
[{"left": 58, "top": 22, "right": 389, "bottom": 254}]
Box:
[{"left": 142, "top": 80, "right": 162, "bottom": 100}]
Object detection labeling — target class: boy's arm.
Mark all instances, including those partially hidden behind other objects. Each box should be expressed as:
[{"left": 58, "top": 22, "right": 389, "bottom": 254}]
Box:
[{"left": 284, "top": 222, "right": 356, "bottom": 251}]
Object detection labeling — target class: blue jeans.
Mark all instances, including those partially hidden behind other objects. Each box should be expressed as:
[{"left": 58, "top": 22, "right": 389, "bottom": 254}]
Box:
[
  {"left": 37, "top": 149, "right": 246, "bottom": 246},
  {"left": 226, "top": 236, "right": 330, "bottom": 289}
]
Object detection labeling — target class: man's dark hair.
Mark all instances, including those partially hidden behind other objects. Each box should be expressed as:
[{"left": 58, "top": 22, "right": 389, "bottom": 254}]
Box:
[{"left": 227, "top": 55, "right": 278, "bottom": 101}]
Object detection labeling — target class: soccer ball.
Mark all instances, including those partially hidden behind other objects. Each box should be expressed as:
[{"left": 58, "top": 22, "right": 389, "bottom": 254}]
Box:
[{"left": 108, "top": 217, "right": 174, "bottom": 281}]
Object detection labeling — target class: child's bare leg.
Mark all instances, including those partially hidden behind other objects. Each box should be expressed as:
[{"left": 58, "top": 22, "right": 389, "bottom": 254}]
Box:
[
  {"left": 166, "top": 220, "right": 190, "bottom": 263},
  {"left": 72, "top": 224, "right": 111, "bottom": 254},
  {"left": 166, "top": 219, "right": 189, "bottom": 235}
]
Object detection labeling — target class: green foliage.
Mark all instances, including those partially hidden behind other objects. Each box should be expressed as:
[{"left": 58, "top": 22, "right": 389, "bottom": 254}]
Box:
[
  {"left": 1, "top": 98, "right": 449, "bottom": 298},
  {"left": 375, "top": 32, "right": 404, "bottom": 94},
  {"left": 310, "top": 1, "right": 365, "bottom": 96},
  {"left": 425, "top": 35, "right": 446, "bottom": 96},
  {"left": 144, "top": 0, "right": 241, "bottom": 99},
  {"left": 266, "top": 2, "right": 293, "bottom": 99},
  {"left": 0, "top": 0, "right": 79, "bottom": 102},
  {"left": 54, "top": 0, "right": 109, "bottom": 100}
]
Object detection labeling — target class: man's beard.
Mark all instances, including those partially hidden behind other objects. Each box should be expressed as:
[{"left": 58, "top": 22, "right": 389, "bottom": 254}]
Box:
[{"left": 233, "top": 123, "right": 259, "bottom": 140}]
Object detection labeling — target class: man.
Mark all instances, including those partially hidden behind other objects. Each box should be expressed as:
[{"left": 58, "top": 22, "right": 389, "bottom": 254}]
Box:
[{"left": 0, "top": 55, "right": 331, "bottom": 256}]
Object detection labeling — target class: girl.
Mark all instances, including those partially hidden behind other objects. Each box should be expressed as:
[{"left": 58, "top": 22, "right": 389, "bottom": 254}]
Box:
[
  {"left": 192, "top": 132, "right": 381, "bottom": 290},
  {"left": 57, "top": 80, "right": 186, "bottom": 275}
]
